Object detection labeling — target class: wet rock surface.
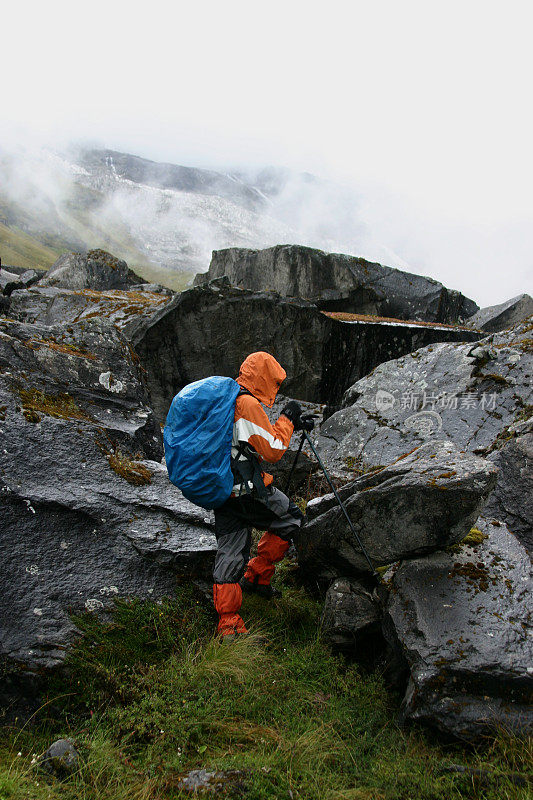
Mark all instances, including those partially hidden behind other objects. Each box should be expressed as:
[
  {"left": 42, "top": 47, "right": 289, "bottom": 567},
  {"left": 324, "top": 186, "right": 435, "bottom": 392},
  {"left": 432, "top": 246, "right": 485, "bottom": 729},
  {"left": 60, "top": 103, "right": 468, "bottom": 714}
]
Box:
[
  {"left": 135, "top": 278, "right": 481, "bottom": 420},
  {"left": 320, "top": 578, "right": 381, "bottom": 651},
  {"left": 135, "top": 279, "right": 328, "bottom": 418},
  {"left": 8, "top": 284, "right": 173, "bottom": 341},
  {"left": 484, "top": 428, "right": 533, "bottom": 552},
  {"left": 0, "top": 316, "right": 162, "bottom": 458},
  {"left": 0, "top": 267, "right": 40, "bottom": 296},
  {"left": 7, "top": 272, "right": 481, "bottom": 420},
  {"left": 196, "top": 244, "right": 478, "bottom": 323},
  {"left": 39, "top": 738, "right": 79, "bottom": 776},
  {"left": 298, "top": 441, "right": 497, "bottom": 579},
  {"left": 38, "top": 249, "right": 138, "bottom": 291},
  {"left": 0, "top": 318, "right": 215, "bottom": 673},
  {"left": 384, "top": 518, "right": 533, "bottom": 741},
  {"left": 467, "top": 293, "right": 533, "bottom": 332},
  {"left": 317, "top": 321, "right": 533, "bottom": 478},
  {"left": 175, "top": 768, "right": 246, "bottom": 795}
]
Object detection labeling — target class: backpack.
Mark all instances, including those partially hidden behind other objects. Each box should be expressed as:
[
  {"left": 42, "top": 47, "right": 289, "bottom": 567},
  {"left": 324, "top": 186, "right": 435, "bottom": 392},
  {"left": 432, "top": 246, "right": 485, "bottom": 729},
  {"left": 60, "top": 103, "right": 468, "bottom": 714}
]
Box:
[{"left": 164, "top": 376, "right": 241, "bottom": 510}]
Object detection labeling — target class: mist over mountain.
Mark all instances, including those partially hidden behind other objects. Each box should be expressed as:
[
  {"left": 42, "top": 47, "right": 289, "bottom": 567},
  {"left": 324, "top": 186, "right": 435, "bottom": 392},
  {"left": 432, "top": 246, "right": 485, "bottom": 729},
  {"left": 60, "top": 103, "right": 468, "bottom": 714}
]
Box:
[{"left": 0, "top": 144, "right": 409, "bottom": 282}]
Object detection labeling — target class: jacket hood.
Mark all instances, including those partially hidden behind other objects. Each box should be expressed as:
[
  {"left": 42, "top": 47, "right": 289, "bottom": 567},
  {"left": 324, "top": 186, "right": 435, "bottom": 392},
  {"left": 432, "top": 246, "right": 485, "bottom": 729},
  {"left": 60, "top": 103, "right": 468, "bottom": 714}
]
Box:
[{"left": 236, "top": 352, "right": 287, "bottom": 407}]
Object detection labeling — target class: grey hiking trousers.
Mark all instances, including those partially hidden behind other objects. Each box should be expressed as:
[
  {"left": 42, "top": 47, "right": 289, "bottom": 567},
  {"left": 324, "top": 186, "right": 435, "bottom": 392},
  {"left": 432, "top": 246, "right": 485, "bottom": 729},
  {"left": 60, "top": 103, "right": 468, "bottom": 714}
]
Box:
[{"left": 212, "top": 486, "right": 303, "bottom": 584}]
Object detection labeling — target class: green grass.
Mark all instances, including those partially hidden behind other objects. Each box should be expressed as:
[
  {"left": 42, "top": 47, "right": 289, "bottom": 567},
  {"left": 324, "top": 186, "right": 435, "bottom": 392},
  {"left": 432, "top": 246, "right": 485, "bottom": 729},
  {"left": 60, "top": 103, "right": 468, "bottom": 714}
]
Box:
[
  {"left": 0, "top": 582, "right": 530, "bottom": 800},
  {"left": 0, "top": 221, "right": 61, "bottom": 270}
]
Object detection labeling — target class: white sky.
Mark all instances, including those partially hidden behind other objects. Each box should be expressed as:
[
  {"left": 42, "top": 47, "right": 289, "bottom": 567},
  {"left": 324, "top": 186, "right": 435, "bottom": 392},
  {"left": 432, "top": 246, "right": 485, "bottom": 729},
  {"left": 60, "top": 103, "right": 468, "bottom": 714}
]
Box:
[{"left": 2, "top": 0, "right": 532, "bottom": 305}]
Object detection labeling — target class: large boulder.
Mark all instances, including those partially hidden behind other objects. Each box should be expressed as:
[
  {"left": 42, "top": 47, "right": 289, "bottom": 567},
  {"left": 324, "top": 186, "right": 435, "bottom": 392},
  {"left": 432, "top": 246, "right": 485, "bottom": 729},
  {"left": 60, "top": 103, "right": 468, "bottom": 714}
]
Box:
[
  {"left": 195, "top": 245, "right": 478, "bottom": 323},
  {"left": 0, "top": 318, "right": 215, "bottom": 674},
  {"left": 484, "top": 425, "right": 533, "bottom": 552},
  {"left": 320, "top": 578, "right": 381, "bottom": 652},
  {"left": 38, "top": 249, "right": 138, "bottom": 291},
  {"left": 134, "top": 279, "right": 328, "bottom": 419},
  {"left": 9, "top": 277, "right": 481, "bottom": 419},
  {"left": 384, "top": 518, "right": 533, "bottom": 741},
  {"left": 467, "top": 293, "right": 533, "bottom": 332},
  {"left": 297, "top": 441, "right": 497, "bottom": 581},
  {"left": 8, "top": 284, "right": 173, "bottom": 341},
  {"left": 133, "top": 279, "right": 481, "bottom": 420},
  {"left": 1, "top": 268, "right": 40, "bottom": 296},
  {"left": 317, "top": 321, "right": 533, "bottom": 478}
]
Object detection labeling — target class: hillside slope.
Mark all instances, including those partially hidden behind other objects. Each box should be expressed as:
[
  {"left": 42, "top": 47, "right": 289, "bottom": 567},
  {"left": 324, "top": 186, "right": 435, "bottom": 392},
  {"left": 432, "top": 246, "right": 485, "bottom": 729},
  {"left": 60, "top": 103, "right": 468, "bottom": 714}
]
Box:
[{"left": 0, "top": 146, "right": 409, "bottom": 278}]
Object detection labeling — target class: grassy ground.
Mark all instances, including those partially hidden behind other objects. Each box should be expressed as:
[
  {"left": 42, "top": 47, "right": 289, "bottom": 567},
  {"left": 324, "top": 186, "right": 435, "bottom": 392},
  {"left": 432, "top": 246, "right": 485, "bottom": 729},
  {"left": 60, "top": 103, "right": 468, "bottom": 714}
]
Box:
[
  {"left": 0, "top": 578, "right": 530, "bottom": 800},
  {"left": 0, "top": 222, "right": 61, "bottom": 270}
]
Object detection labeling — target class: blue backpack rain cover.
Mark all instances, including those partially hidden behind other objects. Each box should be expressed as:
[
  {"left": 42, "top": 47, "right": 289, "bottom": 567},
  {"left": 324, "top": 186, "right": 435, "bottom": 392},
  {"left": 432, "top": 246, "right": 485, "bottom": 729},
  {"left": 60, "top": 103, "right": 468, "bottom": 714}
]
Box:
[{"left": 164, "top": 376, "right": 241, "bottom": 510}]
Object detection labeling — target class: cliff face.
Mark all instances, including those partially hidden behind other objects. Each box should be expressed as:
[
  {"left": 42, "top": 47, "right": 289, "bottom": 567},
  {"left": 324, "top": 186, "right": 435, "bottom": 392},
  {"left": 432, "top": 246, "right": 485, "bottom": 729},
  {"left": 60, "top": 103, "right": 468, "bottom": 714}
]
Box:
[
  {"left": 134, "top": 279, "right": 481, "bottom": 419},
  {"left": 195, "top": 244, "right": 479, "bottom": 323}
]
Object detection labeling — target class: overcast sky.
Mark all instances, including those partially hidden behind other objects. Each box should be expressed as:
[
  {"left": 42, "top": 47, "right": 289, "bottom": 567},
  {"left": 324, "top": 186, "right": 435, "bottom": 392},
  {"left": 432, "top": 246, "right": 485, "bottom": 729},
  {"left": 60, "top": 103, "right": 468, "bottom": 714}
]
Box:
[{"left": 3, "top": 0, "right": 532, "bottom": 305}]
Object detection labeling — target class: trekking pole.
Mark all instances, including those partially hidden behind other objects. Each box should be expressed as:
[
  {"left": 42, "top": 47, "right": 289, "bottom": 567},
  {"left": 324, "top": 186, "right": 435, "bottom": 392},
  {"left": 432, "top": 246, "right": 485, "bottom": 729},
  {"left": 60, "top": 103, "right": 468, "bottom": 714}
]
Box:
[
  {"left": 284, "top": 431, "right": 306, "bottom": 494},
  {"left": 302, "top": 430, "right": 379, "bottom": 578}
]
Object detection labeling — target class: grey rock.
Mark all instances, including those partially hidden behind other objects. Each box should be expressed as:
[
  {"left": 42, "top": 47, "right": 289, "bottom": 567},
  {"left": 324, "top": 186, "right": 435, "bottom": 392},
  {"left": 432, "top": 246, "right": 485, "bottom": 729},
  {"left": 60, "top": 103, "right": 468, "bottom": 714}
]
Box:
[
  {"left": 384, "top": 518, "right": 533, "bottom": 741},
  {"left": 317, "top": 321, "right": 533, "bottom": 479},
  {"left": 9, "top": 275, "right": 481, "bottom": 420},
  {"left": 467, "top": 294, "right": 533, "bottom": 332},
  {"left": 484, "top": 432, "right": 533, "bottom": 552},
  {"left": 129, "top": 282, "right": 173, "bottom": 295},
  {"left": 40, "top": 738, "right": 79, "bottom": 776},
  {"left": 8, "top": 284, "right": 173, "bottom": 342},
  {"left": 133, "top": 279, "right": 481, "bottom": 421},
  {"left": 0, "top": 269, "right": 20, "bottom": 291},
  {"left": 196, "top": 244, "right": 478, "bottom": 323},
  {"left": 297, "top": 441, "right": 497, "bottom": 579},
  {"left": 0, "top": 317, "right": 162, "bottom": 459},
  {"left": 38, "top": 249, "right": 138, "bottom": 291},
  {"left": 0, "top": 268, "right": 40, "bottom": 296},
  {"left": 134, "top": 279, "right": 328, "bottom": 419},
  {"left": 0, "top": 265, "right": 47, "bottom": 278},
  {"left": 321, "top": 578, "right": 380, "bottom": 650},
  {"left": 175, "top": 768, "right": 246, "bottom": 795},
  {"left": 0, "top": 318, "right": 215, "bottom": 673}
]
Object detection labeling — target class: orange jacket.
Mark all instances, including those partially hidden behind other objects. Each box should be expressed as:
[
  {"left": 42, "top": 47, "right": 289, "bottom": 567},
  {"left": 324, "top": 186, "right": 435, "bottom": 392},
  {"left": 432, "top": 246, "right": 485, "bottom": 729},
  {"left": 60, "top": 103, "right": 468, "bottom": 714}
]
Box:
[{"left": 232, "top": 352, "right": 294, "bottom": 488}]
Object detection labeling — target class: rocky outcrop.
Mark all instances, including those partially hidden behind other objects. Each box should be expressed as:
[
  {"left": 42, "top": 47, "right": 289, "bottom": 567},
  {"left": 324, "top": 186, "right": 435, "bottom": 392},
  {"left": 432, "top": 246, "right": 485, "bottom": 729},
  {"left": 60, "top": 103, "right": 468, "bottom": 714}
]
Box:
[
  {"left": 467, "top": 294, "right": 533, "bottom": 332},
  {"left": 0, "top": 317, "right": 216, "bottom": 673},
  {"left": 384, "top": 518, "right": 533, "bottom": 741},
  {"left": 320, "top": 578, "right": 380, "bottom": 651},
  {"left": 484, "top": 425, "right": 533, "bottom": 552},
  {"left": 135, "top": 280, "right": 328, "bottom": 419},
  {"left": 1, "top": 268, "right": 40, "bottom": 296},
  {"left": 297, "top": 441, "right": 497, "bottom": 581},
  {"left": 195, "top": 245, "right": 478, "bottom": 323},
  {"left": 8, "top": 284, "right": 173, "bottom": 341},
  {"left": 8, "top": 273, "right": 481, "bottom": 419},
  {"left": 316, "top": 321, "right": 533, "bottom": 479},
  {"left": 134, "top": 280, "right": 481, "bottom": 420},
  {"left": 38, "top": 249, "right": 138, "bottom": 291},
  {"left": 319, "top": 313, "right": 481, "bottom": 409}
]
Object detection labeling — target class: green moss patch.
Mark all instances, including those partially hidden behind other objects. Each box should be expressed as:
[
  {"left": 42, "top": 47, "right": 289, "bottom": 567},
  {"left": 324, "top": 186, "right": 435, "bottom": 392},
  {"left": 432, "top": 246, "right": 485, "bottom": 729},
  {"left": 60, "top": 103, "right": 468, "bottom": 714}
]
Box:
[
  {"left": 97, "top": 442, "right": 152, "bottom": 486},
  {"left": 16, "top": 387, "right": 92, "bottom": 423}
]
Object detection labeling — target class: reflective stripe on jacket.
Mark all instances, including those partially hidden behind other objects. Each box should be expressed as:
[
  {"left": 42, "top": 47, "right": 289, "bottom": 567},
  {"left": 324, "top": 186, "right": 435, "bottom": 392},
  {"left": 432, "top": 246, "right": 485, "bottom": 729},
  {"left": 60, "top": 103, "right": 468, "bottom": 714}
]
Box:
[{"left": 232, "top": 393, "right": 294, "bottom": 489}]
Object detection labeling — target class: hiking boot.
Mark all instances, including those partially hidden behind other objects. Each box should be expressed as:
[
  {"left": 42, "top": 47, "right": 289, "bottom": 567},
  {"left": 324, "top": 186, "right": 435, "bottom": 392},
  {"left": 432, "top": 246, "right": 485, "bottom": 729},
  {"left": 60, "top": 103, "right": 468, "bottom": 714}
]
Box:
[{"left": 240, "top": 577, "right": 281, "bottom": 600}]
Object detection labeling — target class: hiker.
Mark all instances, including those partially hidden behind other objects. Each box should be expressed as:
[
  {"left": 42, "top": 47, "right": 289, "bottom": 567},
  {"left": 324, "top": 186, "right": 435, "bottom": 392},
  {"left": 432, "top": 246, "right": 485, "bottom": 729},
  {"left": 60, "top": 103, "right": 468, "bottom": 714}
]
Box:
[{"left": 213, "top": 352, "right": 311, "bottom": 639}]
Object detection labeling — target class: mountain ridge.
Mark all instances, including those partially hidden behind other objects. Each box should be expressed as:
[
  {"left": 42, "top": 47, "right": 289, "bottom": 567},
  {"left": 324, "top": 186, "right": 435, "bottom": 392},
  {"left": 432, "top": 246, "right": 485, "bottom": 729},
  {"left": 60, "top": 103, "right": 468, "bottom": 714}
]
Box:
[{"left": 0, "top": 146, "right": 410, "bottom": 279}]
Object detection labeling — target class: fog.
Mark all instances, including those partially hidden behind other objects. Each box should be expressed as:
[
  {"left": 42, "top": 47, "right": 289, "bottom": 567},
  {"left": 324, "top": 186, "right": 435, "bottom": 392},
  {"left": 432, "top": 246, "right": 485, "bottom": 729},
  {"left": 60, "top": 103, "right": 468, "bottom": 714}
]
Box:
[{"left": 2, "top": 1, "right": 532, "bottom": 305}]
